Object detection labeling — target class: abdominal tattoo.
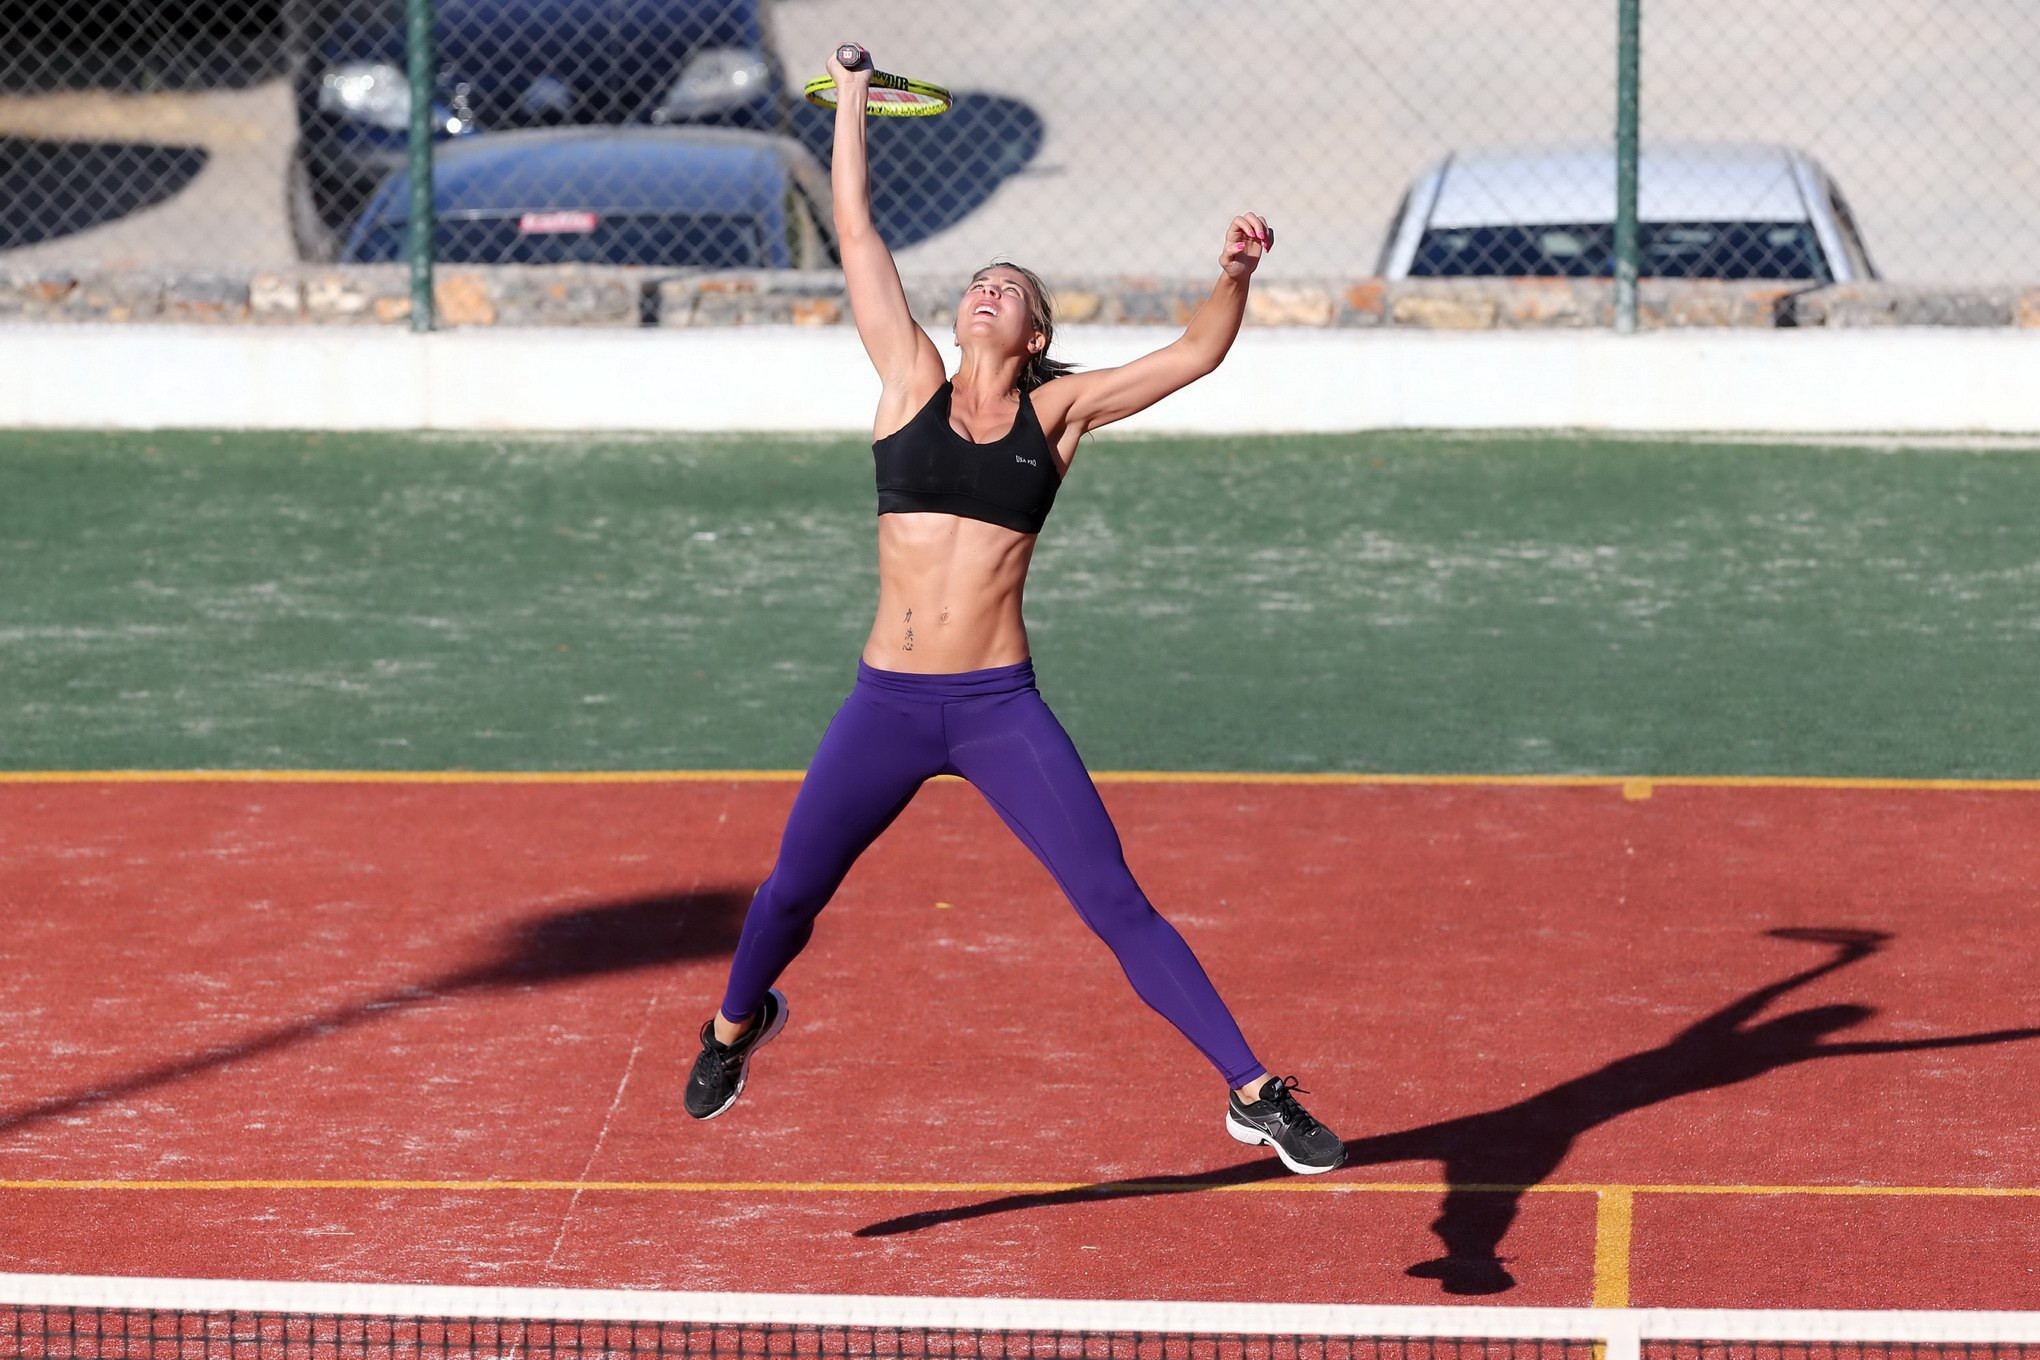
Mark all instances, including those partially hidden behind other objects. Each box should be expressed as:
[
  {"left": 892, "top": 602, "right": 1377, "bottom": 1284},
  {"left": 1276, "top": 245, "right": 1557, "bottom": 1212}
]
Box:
[{"left": 903, "top": 606, "right": 949, "bottom": 652}]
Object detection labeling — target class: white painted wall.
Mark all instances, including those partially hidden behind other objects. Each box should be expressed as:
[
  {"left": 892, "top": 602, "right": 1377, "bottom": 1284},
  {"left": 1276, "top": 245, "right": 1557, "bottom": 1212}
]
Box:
[{"left": 3, "top": 325, "right": 2037, "bottom": 435}]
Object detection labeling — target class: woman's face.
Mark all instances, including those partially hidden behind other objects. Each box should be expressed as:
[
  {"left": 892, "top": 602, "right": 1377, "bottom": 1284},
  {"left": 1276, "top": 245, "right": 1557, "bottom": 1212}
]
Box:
[{"left": 955, "top": 267, "right": 1043, "bottom": 357}]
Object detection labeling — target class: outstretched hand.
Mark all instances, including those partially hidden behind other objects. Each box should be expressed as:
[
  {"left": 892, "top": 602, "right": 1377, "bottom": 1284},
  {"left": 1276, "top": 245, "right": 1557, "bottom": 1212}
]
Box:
[
  {"left": 826, "top": 42, "right": 873, "bottom": 98},
  {"left": 1222, "top": 212, "right": 1274, "bottom": 278}
]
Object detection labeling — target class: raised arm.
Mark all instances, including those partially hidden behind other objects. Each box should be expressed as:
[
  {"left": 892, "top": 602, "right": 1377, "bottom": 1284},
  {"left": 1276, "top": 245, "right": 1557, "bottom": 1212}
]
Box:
[
  {"left": 828, "top": 44, "right": 943, "bottom": 394},
  {"left": 1041, "top": 213, "right": 1272, "bottom": 438}
]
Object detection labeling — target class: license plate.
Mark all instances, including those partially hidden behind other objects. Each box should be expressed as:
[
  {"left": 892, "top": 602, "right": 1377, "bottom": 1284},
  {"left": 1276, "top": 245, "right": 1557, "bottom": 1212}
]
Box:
[{"left": 517, "top": 211, "right": 599, "bottom": 234}]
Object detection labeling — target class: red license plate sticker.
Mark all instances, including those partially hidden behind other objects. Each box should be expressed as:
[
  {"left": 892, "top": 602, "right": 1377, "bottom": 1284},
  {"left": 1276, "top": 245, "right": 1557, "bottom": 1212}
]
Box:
[{"left": 518, "top": 210, "right": 599, "bottom": 234}]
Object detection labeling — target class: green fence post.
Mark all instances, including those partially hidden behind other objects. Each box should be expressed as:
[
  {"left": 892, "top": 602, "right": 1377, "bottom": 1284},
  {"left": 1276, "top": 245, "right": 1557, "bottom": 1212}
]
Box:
[
  {"left": 1614, "top": 0, "right": 1641, "bottom": 333},
  {"left": 406, "top": 0, "right": 435, "bottom": 332}
]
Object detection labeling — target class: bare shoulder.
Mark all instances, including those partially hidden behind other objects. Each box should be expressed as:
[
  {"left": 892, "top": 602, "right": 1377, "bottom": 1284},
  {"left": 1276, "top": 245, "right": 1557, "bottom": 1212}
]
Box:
[{"left": 1029, "top": 373, "right": 1081, "bottom": 428}]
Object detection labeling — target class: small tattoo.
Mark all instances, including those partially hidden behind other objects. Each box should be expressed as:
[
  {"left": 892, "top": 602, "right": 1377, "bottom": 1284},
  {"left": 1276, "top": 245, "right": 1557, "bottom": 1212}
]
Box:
[
  {"left": 904, "top": 629, "right": 915, "bottom": 651},
  {"left": 904, "top": 608, "right": 913, "bottom": 623}
]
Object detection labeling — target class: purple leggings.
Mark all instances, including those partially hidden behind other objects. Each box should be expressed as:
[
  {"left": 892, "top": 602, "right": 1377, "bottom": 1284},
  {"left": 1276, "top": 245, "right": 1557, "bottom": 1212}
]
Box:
[{"left": 719, "top": 658, "right": 1267, "bottom": 1089}]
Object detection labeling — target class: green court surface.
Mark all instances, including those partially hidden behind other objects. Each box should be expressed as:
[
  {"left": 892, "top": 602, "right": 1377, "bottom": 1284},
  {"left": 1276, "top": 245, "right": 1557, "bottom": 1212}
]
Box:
[{"left": 2, "top": 429, "right": 2035, "bottom": 776}]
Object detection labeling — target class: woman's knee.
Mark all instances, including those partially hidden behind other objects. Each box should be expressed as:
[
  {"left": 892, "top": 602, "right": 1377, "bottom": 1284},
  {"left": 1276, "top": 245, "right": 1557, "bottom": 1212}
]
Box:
[
  {"left": 1068, "top": 874, "right": 1160, "bottom": 939},
  {"left": 750, "top": 867, "right": 836, "bottom": 927}
]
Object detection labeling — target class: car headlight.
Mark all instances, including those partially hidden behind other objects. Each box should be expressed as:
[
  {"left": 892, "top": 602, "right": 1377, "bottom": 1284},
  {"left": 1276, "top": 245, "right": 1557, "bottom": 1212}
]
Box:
[
  {"left": 656, "top": 46, "right": 771, "bottom": 121},
  {"left": 319, "top": 61, "right": 412, "bottom": 129}
]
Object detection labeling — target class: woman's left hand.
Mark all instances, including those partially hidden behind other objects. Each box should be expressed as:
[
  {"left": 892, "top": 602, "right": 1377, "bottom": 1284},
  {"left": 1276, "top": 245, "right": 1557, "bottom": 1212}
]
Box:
[{"left": 1222, "top": 212, "right": 1273, "bottom": 278}]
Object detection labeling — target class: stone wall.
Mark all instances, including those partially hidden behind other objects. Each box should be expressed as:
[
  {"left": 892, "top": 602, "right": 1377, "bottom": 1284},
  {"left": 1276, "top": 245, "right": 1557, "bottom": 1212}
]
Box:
[{"left": 4, "top": 265, "right": 2039, "bottom": 329}]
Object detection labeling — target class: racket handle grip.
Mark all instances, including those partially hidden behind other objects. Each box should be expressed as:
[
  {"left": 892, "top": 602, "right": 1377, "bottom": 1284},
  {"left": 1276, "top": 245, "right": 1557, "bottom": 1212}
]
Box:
[{"left": 835, "top": 42, "right": 870, "bottom": 71}]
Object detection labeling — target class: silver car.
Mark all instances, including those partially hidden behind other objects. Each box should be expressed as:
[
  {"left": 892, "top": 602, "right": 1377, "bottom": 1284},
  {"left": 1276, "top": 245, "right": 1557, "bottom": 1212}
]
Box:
[{"left": 1376, "top": 141, "right": 1878, "bottom": 282}]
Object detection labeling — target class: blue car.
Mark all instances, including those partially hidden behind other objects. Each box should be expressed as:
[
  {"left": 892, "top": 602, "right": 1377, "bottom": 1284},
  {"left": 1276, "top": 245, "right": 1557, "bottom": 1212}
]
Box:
[
  {"left": 289, "top": 0, "right": 786, "bottom": 260},
  {"left": 340, "top": 126, "right": 838, "bottom": 269}
]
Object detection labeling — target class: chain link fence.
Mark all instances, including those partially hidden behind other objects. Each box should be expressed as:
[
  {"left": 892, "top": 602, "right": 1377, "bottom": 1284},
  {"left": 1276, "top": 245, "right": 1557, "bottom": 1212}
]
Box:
[{"left": 0, "top": 1, "right": 2035, "bottom": 297}]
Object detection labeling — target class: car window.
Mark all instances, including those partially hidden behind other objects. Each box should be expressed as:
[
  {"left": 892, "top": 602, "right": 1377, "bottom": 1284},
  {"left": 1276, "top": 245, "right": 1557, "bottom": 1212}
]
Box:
[
  {"left": 348, "top": 213, "right": 770, "bottom": 267},
  {"left": 1411, "top": 221, "right": 1831, "bottom": 281}
]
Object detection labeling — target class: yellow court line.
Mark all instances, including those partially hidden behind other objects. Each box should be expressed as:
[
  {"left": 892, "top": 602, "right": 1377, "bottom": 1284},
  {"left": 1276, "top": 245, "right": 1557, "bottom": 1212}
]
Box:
[
  {"left": 1623, "top": 1182, "right": 2040, "bottom": 1197},
  {"left": 0, "top": 1179, "right": 1438, "bottom": 1194},
  {"left": 0, "top": 770, "right": 808, "bottom": 785},
  {"left": 3, "top": 1179, "right": 2035, "bottom": 1197},
  {"left": 4, "top": 770, "right": 2039, "bottom": 791},
  {"left": 1106, "top": 773, "right": 2040, "bottom": 792},
  {"left": 1592, "top": 1189, "right": 1634, "bottom": 1309}
]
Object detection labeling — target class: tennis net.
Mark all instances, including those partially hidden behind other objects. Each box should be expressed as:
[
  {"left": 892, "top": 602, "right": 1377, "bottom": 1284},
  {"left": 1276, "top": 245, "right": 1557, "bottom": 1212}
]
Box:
[{"left": 3, "top": 1276, "right": 2037, "bottom": 1360}]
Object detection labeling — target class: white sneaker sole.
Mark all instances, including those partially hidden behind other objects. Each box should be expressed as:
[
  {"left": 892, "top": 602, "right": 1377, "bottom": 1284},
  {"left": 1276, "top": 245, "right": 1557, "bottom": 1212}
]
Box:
[
  {"left": 1226, "top": 1110, "right": 1345, "bottom": 1175},
  {"left": 695, "top": 989, "right": 788, "bottom": 1121}
]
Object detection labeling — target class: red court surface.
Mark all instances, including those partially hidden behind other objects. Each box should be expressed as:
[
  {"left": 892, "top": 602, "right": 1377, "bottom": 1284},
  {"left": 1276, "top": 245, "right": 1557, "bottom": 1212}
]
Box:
[{"left": 1, "top": 778, "right": 2035, "bottom": 1307}]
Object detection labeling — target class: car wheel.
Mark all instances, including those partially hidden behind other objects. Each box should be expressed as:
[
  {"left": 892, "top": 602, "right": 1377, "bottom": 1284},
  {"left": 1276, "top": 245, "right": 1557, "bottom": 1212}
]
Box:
[{"left": 287, "top": 153, "right": 341, "bottom": 263}]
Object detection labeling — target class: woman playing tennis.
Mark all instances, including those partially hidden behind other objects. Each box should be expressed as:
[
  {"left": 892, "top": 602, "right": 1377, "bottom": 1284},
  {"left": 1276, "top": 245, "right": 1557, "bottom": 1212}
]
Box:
[{"left": 684, "top": 43, "right": 1344, "bottom": 1175}]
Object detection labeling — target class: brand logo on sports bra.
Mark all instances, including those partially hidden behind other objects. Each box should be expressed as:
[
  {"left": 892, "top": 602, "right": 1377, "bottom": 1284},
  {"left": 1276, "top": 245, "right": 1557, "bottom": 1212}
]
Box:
[{"left": 1015, "top": 455, "right": 1037, "bottom": 466}]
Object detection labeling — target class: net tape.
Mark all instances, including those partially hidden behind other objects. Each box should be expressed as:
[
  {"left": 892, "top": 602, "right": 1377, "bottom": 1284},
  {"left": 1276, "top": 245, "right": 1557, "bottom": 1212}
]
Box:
[{"left": 4, "top": 1278, "right": 2039, "bottom": 1360}]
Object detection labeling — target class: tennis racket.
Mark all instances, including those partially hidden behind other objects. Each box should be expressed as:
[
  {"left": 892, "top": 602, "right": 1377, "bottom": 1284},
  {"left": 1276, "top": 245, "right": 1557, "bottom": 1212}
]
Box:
[{"left": 804, "top": 43, "right": 952, "bottom": 117}]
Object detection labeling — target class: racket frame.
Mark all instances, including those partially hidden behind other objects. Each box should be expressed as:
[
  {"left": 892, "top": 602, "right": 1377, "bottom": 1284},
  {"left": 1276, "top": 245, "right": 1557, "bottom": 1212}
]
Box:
[{"left": 803, "top": 68, "right": 952, "bottom": 117}]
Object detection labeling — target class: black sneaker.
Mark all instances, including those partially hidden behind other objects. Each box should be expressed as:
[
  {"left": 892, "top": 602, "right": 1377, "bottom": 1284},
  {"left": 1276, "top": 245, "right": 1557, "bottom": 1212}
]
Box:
[
  {"left": 683, "top": 988, "right": 787, "bottom": 1120},
  {"left": 1225, "top": 1075, "right": 1346, "bottom": 1174}
]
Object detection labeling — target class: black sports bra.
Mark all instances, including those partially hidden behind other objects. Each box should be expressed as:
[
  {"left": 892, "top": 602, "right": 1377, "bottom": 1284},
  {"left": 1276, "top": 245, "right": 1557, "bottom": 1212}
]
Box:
[{"left": 874, "top": 381, "right": 1061, "bottom": 535}]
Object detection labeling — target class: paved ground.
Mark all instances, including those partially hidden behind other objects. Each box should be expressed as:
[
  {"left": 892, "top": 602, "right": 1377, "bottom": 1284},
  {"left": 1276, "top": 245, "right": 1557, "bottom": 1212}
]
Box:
[
  {"left": 0, "top": 2, "right": 2035, "bottom": 282},
  {"left": 4, "top": 778, "right": 2038, "bottom": 1305},
  {"left": 773, "top": 0, "right": 2040, "bottom": 283},
  {"left": 0, "top": 81, "right": 292, "bottom": 269}
]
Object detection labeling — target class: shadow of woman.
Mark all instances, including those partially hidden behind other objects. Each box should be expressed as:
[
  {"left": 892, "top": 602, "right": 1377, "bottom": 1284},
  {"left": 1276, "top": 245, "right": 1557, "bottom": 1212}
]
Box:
[
  {"left": 0, "top": 886, "right": 752, "bottom": 1139},
  {"left": 855, "top": 927, "right": 2040, "bottom": 1296}
]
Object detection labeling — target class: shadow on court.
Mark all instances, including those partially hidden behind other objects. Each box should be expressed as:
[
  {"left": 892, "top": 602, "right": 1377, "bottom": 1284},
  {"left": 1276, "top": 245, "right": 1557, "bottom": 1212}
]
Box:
[
  {"left": 0, "top": 887, "right": 751, "bottom": 1138},
  {"left": 854, "top": 927, "right": 2040, "bottom": 1296}
]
